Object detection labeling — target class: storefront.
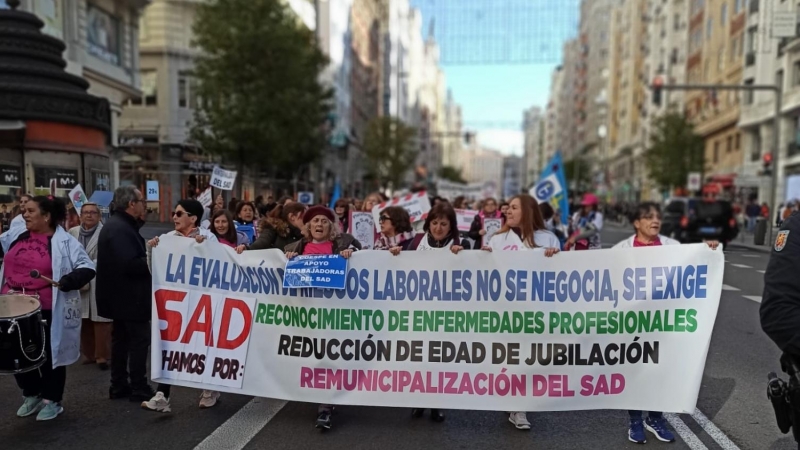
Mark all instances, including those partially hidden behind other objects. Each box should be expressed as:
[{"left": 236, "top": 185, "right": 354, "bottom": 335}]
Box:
[{"left": 0, "top": 4, "right": 111, "bottom": 212}]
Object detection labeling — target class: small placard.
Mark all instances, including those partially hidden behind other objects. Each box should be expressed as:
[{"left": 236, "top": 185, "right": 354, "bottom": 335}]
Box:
[{"left": 283, "top": 254, "right": 347, "bottom": 289}]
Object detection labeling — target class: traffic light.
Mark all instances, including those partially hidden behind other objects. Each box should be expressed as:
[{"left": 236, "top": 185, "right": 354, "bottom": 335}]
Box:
[
  {"left": 652, "top": 76, "right": 663, "bottom": 106},
  {"left": 763, "top": 152, "right": 773, "bottom": 175}
]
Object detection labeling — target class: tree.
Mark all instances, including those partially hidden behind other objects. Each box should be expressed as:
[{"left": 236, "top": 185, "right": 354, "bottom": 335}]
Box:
[
  {"left": 362, "top": 117, "right": 418, "bottom": 191},
  {"left": 438, "top": 165, "right": 466, "bottom": 184},
  {"left": 190, "top": 0, "right": 333, "bottom": 179},
  {"left": 644, "top": 111, "right": 705, "bottom": 190},
  {"left": 564, "top": 158, "right": 592, "bottom": 191}
]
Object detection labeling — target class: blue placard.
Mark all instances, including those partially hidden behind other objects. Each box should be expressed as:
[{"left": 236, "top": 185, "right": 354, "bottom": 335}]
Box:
[{"left": 283, "top": 254, "right": 347, "bottom": 290}]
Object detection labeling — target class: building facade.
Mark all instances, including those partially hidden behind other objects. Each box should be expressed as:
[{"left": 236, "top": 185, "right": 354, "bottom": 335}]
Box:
[
  {"left": 2, "top": 0, "right": 148, "bottom": 208},
  {"left": 523, "top": 106, "right": 544, "bottom": 189},
  {"left": 685, "top": 0, "right": 746, "bottom": 201},
  {"left": 462, "top": 145, "right": 504, "bottom": 192},
  {"left": 502, "top": 155, "right": 523, "bottom": 200}
]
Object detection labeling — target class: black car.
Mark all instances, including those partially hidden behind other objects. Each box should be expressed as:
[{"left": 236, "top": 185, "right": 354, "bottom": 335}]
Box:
[{"left": 661, "top": 197, "right": 739, "bottom": 245}]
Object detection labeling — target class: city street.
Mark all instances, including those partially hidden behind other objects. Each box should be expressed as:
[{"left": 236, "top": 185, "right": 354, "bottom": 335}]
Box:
[{"left": 0, "top": 224, "right": 793, "bottom": 450}]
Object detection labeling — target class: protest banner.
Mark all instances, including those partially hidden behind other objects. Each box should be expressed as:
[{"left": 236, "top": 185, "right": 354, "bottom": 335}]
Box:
[
  {"left": 197, "top": 187, "right": 213, "bottom": 208},
  {"left": 284, "top": 254, "right": 347, "bottom": 290},
  {"left": 151, "top": 237, "right": 723, "bottom": 412},
  {"left": 482, "top": 217, "right": 503, "bottom": 244},
  {"left": 348, "top": 211, "right": 377, "bottom": 249},
  {"left": 455, "top": 209, "right": 478, "bottom": 232},
  {"left": 210, "top": 166, "right": 237, "bottom": 191},
  {"left": 372, "top": 192, "right": 432, "bottom": 230},
  {"left": 436, "top": 181, "right": 498, "bottom": 202},
  {"left": 68, "top": 184, "right": 88, "bottom": 214}
]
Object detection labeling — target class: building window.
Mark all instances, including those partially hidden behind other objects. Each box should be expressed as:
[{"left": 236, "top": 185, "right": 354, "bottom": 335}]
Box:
[
  {"left": 721, "top": 2, "right": 728, "bottom": 23},
  {"left": 177, "top": 71, "right": 198, "bottom": 108},
  {"left": 746, "top": 26, "right": 757, "bottom": 53},
  {"left": 707, "top": 18, "right": 713, "bottom": 39},
  {"left": 727, "top": 135, "right": 733, "bottom": 153},
  {"left": 735, "top": 132, "right": 741, "bottom": 150},
  {"left": 777, "top": 69, "right": 785, "bottom": 90},
  {"left": 752, "top": 130, "right": 761, "bottom": 162},
  {"left": 794, "top": 60, "right": 800, "bottom": 86},
  {"left": 714, "top": 141, "right": 720, "bottom": 163},
  {"left": 86, "top": 4, "right": 121, "bottom": 66},
  {"left": 128, "top": 70, "right": 157, "bottom": 106},
  {"left": 744, "top": 78, "right": 754, "bottom": 104}
]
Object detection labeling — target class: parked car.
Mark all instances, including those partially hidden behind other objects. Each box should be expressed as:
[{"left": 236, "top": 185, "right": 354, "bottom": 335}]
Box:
[{"left": 661, "top": 197, "right": 739, "bottom": 245}]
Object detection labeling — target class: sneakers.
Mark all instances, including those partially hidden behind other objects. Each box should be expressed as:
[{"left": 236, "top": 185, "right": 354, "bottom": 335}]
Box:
[
  {"left": 509, "top": 411, "right": 531, "bottom": 430},
  {"left": 16, "top": 396, "right": 43, "bottom": 418},
  {"left": 199, "top": 390, "right": 220, "bottom": 409},
  {"left": 645, "top": 416, "right": 675, "bottom": 442},
  {"left": 141, "top": 392, "right": 171, "bottom": 413},
  {"left": 316, "top": 409, "right": 332, "bottom": 429},
  {"left": 36, "top": 401, "right": 63, "bottom": 421},
  {"left": 628, "top": 418, "right": 646, "bottom": 444}
]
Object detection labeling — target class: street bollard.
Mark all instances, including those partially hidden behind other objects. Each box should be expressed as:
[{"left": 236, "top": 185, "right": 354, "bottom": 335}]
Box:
[{"left": 754, "top": 217, "right": 768, "bottom": 246}]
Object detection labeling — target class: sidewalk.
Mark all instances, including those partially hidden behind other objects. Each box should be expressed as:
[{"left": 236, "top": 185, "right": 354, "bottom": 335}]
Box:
[{"left": 727, "top": 229, "right": 776, "bottom": 253}]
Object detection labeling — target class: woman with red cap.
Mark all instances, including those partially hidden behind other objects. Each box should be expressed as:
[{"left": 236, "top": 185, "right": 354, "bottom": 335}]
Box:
[
  {"left": 566, "top": 193, "right": 604, "bottom": 250},
  {"left": 283, "top": 205, "right": 361, "bottom": 430}
]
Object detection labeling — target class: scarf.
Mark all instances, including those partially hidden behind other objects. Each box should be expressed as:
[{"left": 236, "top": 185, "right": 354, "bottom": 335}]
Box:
[
  {"left": 78, "top": 224, "right": 98, "bottom": 248},
  {"left": 374, "top": 231, "right": 415, "bottom": 250},
  {"left": 479, "top": 209, "right": 502, "bottom": 219}
]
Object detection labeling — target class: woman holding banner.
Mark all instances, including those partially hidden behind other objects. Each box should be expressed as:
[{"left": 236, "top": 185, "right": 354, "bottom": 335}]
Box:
[
  {"left": 374, "top": 206, "right": 415, "bottom": 253},
  {"left": 481, "top": 194, "right": 559, "bottom": 431},
  {"left": 468, "top": 197, "right": 502, "bottom": 249},
  {"left": 144, "top": 199, "right": 221, "bottom": 412},
  {"left": 387, "top": 202, "right": 467, "bottom": 422},
  {"left": 613, "top": 201, "right": 718, "bottom": 444},
  {"left": 249, "top": 202, "right": 306, "bottom": 250},
  {"left": 284, "top": 205, "right": 361, "bottom": 430}
]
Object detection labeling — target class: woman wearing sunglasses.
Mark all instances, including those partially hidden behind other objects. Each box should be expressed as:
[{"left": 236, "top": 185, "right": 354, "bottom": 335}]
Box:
[
  {"left": 374, "top": 206, "right": 415, "bottom": 253},
  {"left": 144, "top": 199, "right": 219, "bottom": 412}
]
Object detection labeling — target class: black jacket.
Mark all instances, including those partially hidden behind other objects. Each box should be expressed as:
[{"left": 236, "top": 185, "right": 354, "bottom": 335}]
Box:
[
  {"left": 96, "top": 211, "right": 152, "bottom": 321},
  {"left": 762, "top": 211, "right": 800, "bottom": 355},
  {"left": 250, "top": 219, "right": 303, "bottom": 251}
]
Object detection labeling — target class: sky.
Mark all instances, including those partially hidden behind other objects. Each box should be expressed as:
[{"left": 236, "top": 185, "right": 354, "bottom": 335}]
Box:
[{"left": 409, "top": 0, "right": 580, "bottom": 156}]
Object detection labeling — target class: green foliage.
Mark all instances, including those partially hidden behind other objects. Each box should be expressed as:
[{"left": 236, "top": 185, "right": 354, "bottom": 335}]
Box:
[
  {"left": 190, "top": 0, "right": 333, "bottom": 173},
  {"left": 644, "top": 111, "right": 705, "bottom": 190},
  {"left": 564, "top": 158, "right": 592, "bottom": 190},
  {"left": 438, "top": 165, "right": 466, "bottom": 184},
  {"left": 362, "top": 117, "right": 418, "bottom": 191}
]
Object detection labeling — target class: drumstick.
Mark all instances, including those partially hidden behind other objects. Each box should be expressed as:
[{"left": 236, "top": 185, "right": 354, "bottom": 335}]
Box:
[{"left": 30, "top": 269, "right": 59, "bottom": 287}]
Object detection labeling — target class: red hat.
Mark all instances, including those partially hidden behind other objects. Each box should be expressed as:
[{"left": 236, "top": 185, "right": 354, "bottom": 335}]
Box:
[
  {"left": 580, "top": 193, "right": 599, "bottom": 206},
  {"left": 303, "top": 205, "right": 335, "bottom": 224}
]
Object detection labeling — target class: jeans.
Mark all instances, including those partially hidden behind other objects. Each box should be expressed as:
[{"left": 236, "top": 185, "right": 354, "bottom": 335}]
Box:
[
  {"left": 629, "top": 410, "right": 663, "bottom": 420},
  {"left": 111, "top": 320, "right": 150, "bottom": 390},
  {"left": 15, "top": 310, "right": 67, "bottom": 402}
]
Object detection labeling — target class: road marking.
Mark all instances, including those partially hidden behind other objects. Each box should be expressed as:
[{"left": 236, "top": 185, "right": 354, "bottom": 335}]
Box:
[
  {"left": 730, "top": 263, "right": 752, "bottom": 269},
  {"left": 722, "top": 284, "right": 740, "bottom": 291},
  {"left": 665, "top": 414, "right": 708, "bottom": 450},
  {"left": 691, "top": 408, "right": 742, "bottom": 450},
  {"left": 740, "top": 254, "right": 760, "bottom": 258},
  {"left": 194, "top": 398, "right": 287, "bottom": 450},
  {"left": 743, "top": 295, "right": 763, "bottom": 303},
  {"left": 757, "top": 270, "right": 766, "bottom": 274}
]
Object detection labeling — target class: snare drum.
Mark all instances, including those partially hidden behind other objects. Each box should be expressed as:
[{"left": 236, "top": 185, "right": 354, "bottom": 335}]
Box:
[{"left": 0, "top": 294, "right": 46, "bottom": 374}]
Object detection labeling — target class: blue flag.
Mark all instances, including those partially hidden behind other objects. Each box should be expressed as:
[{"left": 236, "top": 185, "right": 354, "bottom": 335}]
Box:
[
  {"left": 329, "top": 180, "right": 341, "bottom": 209},
  {"left": 529, "top": 152, "right": 570, "bottom": 226}
]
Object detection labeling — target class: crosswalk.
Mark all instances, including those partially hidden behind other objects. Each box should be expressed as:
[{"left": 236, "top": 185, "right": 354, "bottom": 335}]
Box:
[{"left": 724, "top": 254, "right": 765, "bottom": 304}]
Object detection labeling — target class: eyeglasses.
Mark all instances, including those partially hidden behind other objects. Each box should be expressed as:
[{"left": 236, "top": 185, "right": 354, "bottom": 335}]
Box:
[
  {"left": 379, "top": 216, "right": 391, "bottom": 223},
  {"left": 172, "top": 211, "right": 195, "bottom": 218}
]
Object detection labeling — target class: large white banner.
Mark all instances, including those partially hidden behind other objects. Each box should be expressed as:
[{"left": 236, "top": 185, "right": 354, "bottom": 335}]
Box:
[{"left": 151, "top": 238, "right": 723, "bottom": 412}]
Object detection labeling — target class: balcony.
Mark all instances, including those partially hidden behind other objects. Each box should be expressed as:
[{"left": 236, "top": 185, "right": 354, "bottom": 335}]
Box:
[
  {"left": 749, "top": 0, "right": 759, "bottom": 14},
  {"left": 745, "top": 52, "right": 756, "bottom": 67},
  {"left": 789, "top": 142, "right": 800, "bottom": 158}
]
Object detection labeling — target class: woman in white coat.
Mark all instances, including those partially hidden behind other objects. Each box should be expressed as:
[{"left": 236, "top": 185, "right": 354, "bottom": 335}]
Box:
[
  {"left": 481, "top": 194, "right": 559, "bottom": 432},
  {"left": 612, "top": 201, "right": 718, "bottom": 444},
  {"left": 68, "top": 202, "right": 111, "bottom": 370},
  {"left": 1, "top": 196, "right": 95, "bottom": 421}
]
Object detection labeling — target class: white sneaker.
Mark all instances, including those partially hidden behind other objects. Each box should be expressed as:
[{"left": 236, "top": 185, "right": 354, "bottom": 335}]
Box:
[
  {"left": 141, "top": 392, "right": 171, "bottom": 413},
  {"left": 199, "top": 390, "right": 220, "bottom": 409},
  {"left": 509, "top": 411, "right": 531, "bottom": 430}
]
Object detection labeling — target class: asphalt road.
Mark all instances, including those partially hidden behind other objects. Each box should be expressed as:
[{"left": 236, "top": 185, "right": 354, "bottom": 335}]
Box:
[{"left": 0, "top": 224, "right": 794, "bottom": 450}]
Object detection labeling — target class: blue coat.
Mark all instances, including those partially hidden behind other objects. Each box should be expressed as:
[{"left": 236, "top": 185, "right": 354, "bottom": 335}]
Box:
[{"left": 0, "top": 226, "right": 96, "bottom": 368}]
